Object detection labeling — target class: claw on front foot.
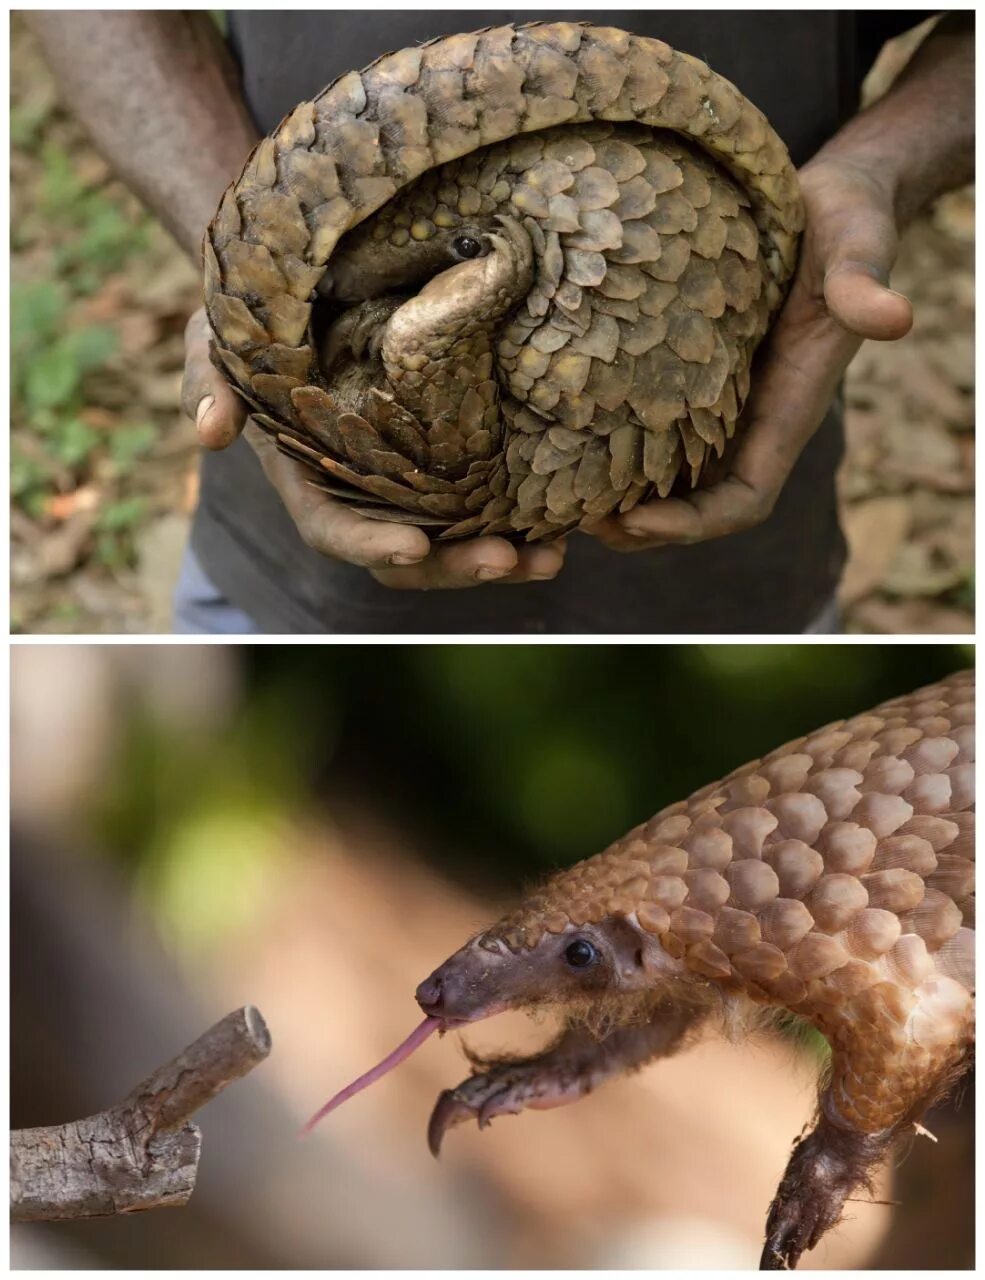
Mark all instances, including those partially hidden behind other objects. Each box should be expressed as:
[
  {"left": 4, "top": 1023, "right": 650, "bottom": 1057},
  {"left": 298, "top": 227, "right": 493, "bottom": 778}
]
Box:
[
  {"left": 426, "top": 1059, "right": 592, "bottom": 1157},
  {"left": 427, "top": 1089, "right": 476, "bottom": 1157},
  {"left": 427, "top": 1079, "right": 532, "bottom": 1156}
]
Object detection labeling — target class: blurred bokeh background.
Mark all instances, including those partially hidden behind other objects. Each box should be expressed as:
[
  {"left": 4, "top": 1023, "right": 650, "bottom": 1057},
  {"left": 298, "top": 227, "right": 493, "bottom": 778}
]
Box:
[
  {"left": 11, "top": 642, "right": 974, "bottom": 1269},
  {"left": 9, "top": 15, "right": 974, "bottom": 635}
]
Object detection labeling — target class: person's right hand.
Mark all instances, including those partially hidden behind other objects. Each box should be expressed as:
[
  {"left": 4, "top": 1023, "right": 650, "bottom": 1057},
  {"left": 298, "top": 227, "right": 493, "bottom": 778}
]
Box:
[{"left": 181, "top": 308, "right": 566, "bottom": 589}]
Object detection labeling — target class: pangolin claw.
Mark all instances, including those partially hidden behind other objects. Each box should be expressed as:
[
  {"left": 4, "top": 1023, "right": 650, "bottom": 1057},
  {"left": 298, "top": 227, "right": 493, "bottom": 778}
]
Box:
[
  {"left": 427, "top": 1088, "right": 477, "bottom": 1157},
  {"left": 759, "top": 1199, "right": 821, "bottom": 1272},
  {"left": 427, "top": 1070, "right": 550, "bottom": 1155},
  {"left": 759, "top": 1238, "right": 791, "bottom": 1271},
  {"left": 427, "top": 1059, "right": 594, "bottom": 1157}
]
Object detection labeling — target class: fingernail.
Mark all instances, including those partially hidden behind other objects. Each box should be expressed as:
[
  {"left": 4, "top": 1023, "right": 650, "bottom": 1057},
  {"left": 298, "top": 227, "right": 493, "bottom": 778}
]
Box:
[
  {"left": 475, "top": 566, "right": 506, "bottom": 581},
  {"left": 387, "top": 552, "right": 423, "bottom": 567},
  {"left": 527, "top": 571, "right": 556, "bottom": 581},
  {"left": 195, "top": 395, "right": 215, "bottom": 429},
  {"left": 621, "top": 523, "right": 651, "bottom": 538}
]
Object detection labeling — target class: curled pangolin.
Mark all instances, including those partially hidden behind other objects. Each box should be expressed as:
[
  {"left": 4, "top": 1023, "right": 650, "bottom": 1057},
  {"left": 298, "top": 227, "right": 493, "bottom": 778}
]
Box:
[
  {"left": 304, "top": 670, "right": 974, "bottom": 1268},
  {"left": 204, "top": 22, "right": 803, "bottom": 540}
]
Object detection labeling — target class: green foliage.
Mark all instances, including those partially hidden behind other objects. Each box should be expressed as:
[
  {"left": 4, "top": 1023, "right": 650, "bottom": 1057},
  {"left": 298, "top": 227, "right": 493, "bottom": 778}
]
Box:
[
  {"left": 97, "top": 496, "right": 147, "bottom": 532},
  {"left": 55, "top": 201, "right": 148, "bottom": 291},
  {"left": 39, "top": 142, "right": 148, "bottom": 284},
  {"left": 93, "top": 677, "right": 324, "bottom": 952},
  {"left": 108, "top": 422, "right": 157, "bottom": 468},
  {"left": 11, "top": 143, "right": 157, "bottom": 518},
  {"left": 11, "top": 279, "right": 65, "bottom": 357},
  {"left": 94, "top": 497, "right": 148, "bottom": 569},
  {"left": 10, "top": 95, "right": 55, "bottom": 148},
  {"left": 10, "top": 444, "right": 48, "bottom": 501},
  {"left": 13, "top": 278, "right": 118, "bottom": 414},
  {"left": 11, "top": 278, "right": 123, "bottom": 509},
  {"left": 47, "top": 417, "right": 100, "bottom": 467},
  {"left": 38, "top": 139, "right": 87, "bottom": 216},
  {"left": 25, "top": 325, "right": 119, "bottom": 414},
  {"left": 11, "top": 129, "right": 154, "bottom": 517},
  {"left": 950, "top": 571, "right": 975, "bottom": 612}
]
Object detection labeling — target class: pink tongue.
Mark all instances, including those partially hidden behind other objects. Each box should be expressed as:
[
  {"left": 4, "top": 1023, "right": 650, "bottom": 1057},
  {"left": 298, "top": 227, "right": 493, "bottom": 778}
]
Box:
[{"left": 300, "top": 1016, "right": 443, "bottom": 1137}]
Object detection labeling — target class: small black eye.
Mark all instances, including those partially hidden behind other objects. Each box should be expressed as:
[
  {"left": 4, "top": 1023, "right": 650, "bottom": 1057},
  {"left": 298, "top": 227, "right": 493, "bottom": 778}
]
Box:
[
  {"left": 565, "top": 939, "right": 598, "bottom": 969},
  {"left": 452, "top": 234, "right": 484, "bottom": 260}
]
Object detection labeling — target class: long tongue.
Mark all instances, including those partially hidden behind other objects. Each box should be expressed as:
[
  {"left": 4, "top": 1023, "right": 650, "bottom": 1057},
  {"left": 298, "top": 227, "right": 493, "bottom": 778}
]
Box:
[{"left": 300, "top": 1016, "right": 443, "bottom": 1136}]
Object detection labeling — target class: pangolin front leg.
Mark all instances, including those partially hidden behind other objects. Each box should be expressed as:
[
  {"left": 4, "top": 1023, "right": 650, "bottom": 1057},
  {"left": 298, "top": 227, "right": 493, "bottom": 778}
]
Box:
[{"left": 428, "top": 998, "right": 706, "bottom": 1155}]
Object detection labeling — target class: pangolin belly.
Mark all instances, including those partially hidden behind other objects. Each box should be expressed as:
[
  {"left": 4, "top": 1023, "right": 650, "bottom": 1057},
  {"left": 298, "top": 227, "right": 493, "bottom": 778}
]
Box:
[{"left": 204, "top": 22, "right": 803, "bottom": 540}]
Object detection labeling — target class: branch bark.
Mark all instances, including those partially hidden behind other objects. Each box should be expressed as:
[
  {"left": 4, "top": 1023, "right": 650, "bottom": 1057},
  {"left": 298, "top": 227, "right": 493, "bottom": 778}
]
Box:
[{"left": 10, "top": 1005, "right": 271, "bottom": 1223}]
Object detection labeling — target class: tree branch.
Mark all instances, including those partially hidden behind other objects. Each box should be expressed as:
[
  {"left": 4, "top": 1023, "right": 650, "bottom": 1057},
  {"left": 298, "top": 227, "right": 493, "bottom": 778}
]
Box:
[{"left": 10, "top": 1006, "right": 271, "bottom": 1223}]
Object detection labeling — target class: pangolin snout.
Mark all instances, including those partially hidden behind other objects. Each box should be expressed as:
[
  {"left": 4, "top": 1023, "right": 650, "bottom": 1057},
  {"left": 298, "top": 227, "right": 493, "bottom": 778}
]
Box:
[
  {"left": 415, "top": 963, "right": 471, "bottom": 1017},
  {"left": 415, "top": 942, "right": 510, "bottom": 1022},
  {"left": 415, "top": 971, "right": 445, "bottom": 1013}
]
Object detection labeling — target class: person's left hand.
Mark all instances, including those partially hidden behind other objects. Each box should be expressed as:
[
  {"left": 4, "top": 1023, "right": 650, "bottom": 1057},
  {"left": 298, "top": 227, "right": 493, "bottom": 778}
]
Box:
[
  {"left": 586, "top": 155, "right": 914, "bottom": 552},
  {"left": 182, "top": 307, "right": 567, "bottom": 590}
]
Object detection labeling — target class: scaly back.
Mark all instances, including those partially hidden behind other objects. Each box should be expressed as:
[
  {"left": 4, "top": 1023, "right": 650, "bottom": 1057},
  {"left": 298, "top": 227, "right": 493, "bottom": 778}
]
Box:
[
  {"left": 487, "top": 670, "right": 974, "bottom": 1037},
  {"left": 205, "top": 23, "right": 803, "bottom": 537}
]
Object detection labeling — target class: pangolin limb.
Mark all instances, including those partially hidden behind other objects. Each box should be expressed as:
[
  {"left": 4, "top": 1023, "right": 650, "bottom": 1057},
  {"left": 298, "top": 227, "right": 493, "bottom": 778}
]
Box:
[
  {"left": 205, "top": 22, "right": 803, "bottom": 540},
  {"left": 305, "top": 669, "right": 974, "bottom": 1269}
]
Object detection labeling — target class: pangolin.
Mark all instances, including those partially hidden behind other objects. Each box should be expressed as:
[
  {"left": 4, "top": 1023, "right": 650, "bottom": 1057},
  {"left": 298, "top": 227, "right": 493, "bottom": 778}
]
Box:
[
  {"left": 305, "top": 670, "right": 975, "bottom": 1269},
  {"left": 204, "top": 22, "right": 802, "bottom": 541}
]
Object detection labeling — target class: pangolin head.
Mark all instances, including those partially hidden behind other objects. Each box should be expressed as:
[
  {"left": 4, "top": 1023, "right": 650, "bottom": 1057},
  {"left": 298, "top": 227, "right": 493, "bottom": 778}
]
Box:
[
  {"left": 415, "top": 844, "right": 683, "bottom": 1026},
  {"left": 320, "top": 210, "right": 535, "bottom": 380},
  {"left": 322, "top": 193, "right": 504, "bottom": 303}
]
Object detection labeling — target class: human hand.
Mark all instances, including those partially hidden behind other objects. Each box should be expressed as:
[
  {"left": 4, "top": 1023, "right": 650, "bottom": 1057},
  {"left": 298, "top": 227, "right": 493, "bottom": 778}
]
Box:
[
  {"left": 587, "top": 156, "right": 913, "bottom": 552},
  {"left": 181, "top": 308, "right": 566, "bottom": 588}
]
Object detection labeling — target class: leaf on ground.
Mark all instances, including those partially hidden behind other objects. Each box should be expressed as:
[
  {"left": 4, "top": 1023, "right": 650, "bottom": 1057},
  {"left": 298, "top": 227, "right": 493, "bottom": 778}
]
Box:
[
  {"left": 881, "top": 542, "right": 967, "bottom": 599},
  {"left": 848, "top": 597, "right": 973, "bottom": 637},
  {"left": 28, "top": 508, "right": 100, "bottom": 581},
  {"left": 43, "top": 484, "right": 101, "bottom": 522},
  {"left": 838, "top": 496, "right": 911, "bottom": 607}
]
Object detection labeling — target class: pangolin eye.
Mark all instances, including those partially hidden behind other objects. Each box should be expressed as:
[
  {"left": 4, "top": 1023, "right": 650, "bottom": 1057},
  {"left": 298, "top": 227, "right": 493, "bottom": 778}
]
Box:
[
  {"left": 564, "top": 938, "right": 598, "bottom": 969},
  {"left": 451, "top": 234, "right": 485, "bottom": 260}
]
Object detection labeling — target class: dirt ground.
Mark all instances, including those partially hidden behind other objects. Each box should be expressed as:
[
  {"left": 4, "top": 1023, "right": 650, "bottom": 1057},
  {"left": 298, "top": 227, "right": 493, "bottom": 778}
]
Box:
[{"left": 10, "top": 19, "right": 974, "bottom": 635}]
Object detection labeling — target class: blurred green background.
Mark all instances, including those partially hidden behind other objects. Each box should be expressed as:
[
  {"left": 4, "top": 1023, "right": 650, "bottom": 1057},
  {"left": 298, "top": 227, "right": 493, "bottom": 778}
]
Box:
[{"left": 90, "top": 642, "right": 973, "bottom": 908}]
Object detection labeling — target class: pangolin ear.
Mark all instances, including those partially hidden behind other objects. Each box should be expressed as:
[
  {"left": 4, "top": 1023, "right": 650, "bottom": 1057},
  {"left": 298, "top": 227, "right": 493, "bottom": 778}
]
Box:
[
  {"left": 640, "top": 937, "right": 684, "bottom": 979},
  {"left": 601, "top": 914, "right": 681, "bottom": 982},
  {"left": 628, "top": 921, "right": 685, "bottom": 979}
]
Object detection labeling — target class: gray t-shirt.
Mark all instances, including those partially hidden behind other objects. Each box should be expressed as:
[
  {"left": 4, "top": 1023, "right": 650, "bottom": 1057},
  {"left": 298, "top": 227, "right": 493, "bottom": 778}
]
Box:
[{"left": 191, "top": 11, "right": 921, "bottom": 633}]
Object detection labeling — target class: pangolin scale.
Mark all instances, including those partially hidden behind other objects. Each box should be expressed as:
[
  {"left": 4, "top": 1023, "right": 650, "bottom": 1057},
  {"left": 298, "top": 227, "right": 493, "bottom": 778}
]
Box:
[
  {"left": 307, "top": 670, "right": 975, "bottom": 1269},
  {"left": 204, "top": 22, "right": 802, "bottom": 540}
]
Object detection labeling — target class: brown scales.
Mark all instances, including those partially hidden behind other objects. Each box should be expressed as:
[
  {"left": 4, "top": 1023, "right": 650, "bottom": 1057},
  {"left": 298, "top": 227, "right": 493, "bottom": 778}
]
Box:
[
  {"left": 407, "top": 670, "right": 974, "bottom": 1269},
  {"left": 204, "top": 23, "right": 802, "bottom": 540}
]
